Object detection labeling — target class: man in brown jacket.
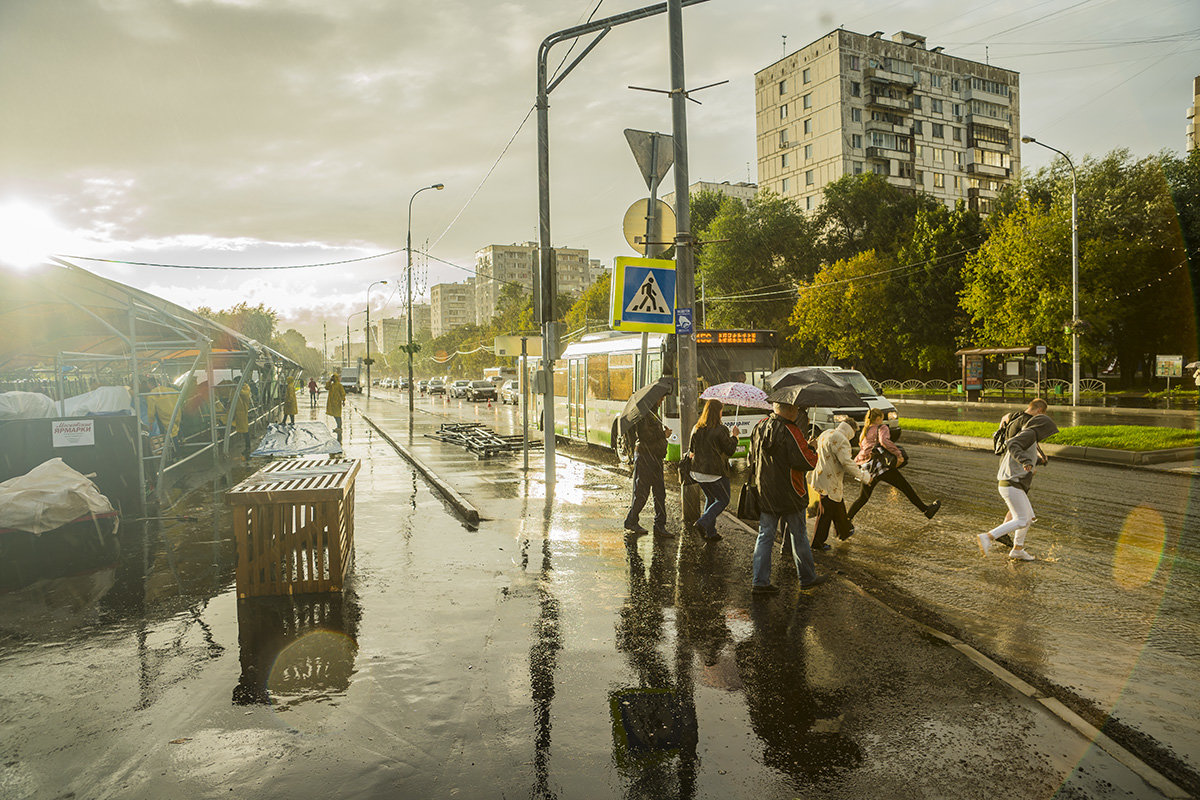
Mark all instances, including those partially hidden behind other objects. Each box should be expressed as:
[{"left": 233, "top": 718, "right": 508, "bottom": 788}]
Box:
[{"left": 623, "top": 398, "right": 672, "bottom": 538}]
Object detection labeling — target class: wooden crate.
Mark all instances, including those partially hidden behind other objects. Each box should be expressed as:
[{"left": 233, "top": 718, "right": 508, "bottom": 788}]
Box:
[{"left": 226, "top": 457, "right": 360, "bottom": 598}]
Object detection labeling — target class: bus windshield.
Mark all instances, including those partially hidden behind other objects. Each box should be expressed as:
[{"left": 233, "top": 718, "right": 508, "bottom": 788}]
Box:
[{"left": 662, "top": 330, "right": 778, "bottom": 418}]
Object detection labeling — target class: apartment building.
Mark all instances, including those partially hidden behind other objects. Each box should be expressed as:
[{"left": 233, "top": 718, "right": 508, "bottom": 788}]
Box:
[
  {"left": 430, "top": 282, "right": 475, "bottom": 338},
  {"left": 1188, "top": 76, "right": 1199, "bottom": 151},
  {"left": 473, "top": 242, "right": 595, "bottom": 324},
  {"left": 662, "top": 180, "right": 758, "bottom": 210},
  {"left": 373, "top": 304, "right": 431, "bottom": 354},
  {"left": 755, "top": 29, "right": 1020, "bottom": 214}
]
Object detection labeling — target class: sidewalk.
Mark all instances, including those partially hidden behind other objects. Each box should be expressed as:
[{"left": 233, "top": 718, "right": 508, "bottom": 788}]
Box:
[{"left": 349, "top": 393, "right": 1189, "bottom": 799}]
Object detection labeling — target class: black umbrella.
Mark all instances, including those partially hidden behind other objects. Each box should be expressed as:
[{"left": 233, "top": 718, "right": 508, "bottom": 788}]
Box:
[
  {"left": 765, "top": 369, "right": 860, "bottom": 408},
  {"left": 621, "top": 376, "right": 675, "bottom": 428}
]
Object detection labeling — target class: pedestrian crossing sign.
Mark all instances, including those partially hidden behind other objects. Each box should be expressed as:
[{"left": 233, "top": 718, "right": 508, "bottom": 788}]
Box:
[{"left": 611, "top": 257, "right": 676, "bottom": 333}]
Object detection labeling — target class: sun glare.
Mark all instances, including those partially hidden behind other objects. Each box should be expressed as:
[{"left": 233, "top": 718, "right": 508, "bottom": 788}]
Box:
[{"left": 0, "top": 199, "right": 67, "bottom": 269}]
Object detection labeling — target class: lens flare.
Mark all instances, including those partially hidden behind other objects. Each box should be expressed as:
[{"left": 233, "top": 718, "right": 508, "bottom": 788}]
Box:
[{"left": 1112, "top": 505, "right": 1167, "bottom": 590}]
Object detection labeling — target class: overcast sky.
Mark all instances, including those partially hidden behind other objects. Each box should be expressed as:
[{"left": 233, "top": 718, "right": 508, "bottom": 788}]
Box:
[{"left": 1, "top": 0, "right": 1197, "bottom": 346}]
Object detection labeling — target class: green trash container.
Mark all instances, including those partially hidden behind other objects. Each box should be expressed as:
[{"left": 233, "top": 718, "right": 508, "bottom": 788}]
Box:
[{"left": 1053, "top": 383, "right": 1064, "bottom": 396}]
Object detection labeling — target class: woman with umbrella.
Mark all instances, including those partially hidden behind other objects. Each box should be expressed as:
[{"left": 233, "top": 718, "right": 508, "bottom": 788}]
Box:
[{"left": 688, "top": 398, "right": 740, "bottom": 542}]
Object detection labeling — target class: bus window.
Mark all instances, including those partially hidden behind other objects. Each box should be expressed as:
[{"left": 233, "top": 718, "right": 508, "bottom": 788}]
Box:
[
  {"left": 587, "top": 354, "right": 609, "bottom": 401},
  {"left": 610, "top": 354, "right": 634, "bottom": 401},
  {"left": 554, "top": 362, "right": 567, "bottom": 397}
]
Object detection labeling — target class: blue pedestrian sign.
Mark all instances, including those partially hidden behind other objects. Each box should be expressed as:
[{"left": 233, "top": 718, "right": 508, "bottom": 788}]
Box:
[
  {"left": 611, "top": 257, "right": 676, "bottom": 333},
  {"left": 675, "top": 308, "right": 693, "bottom": 335}
]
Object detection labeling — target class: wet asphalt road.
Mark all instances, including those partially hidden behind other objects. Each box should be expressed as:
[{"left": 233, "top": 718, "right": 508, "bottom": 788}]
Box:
[{"left": 0, "top": 390, "right": 1193, "bottom": 799}]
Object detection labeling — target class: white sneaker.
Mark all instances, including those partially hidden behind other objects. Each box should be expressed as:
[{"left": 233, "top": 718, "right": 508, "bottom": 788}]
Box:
[
  {"left": 1008, "top": 548, "right": 1035, "bottom": 561},
  {"left": 977, "top": 533, "right": 992, "bottom": 556}
]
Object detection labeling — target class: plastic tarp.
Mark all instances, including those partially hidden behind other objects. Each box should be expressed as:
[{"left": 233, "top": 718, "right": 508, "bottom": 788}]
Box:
[
  {"left": 0, "top": 391, "right": 58, "bottom": 420},
  {"left": 63, "top": 386, "right": 134, "bottom": 417},
  {"left": 0, "top": 458, "right": 116, "bottom": 535},
  {"left": 251, "top": 422, "right": 343, "bottom": 457}
]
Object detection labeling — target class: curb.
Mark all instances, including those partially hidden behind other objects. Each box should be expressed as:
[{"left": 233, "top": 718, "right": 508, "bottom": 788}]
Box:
[
  {"left": 360, "top": 413, "right": 481, "bottom": 528},
  {"left": 716, "top": 508, "right": 1189, "bottom": 799},
  {"left": 900, "top": 429, "right": 1197, "bottom": 468}
]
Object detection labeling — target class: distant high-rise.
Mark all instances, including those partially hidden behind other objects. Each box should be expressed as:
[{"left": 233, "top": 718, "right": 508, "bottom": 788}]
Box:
[
  {"left": 473, "top": 242, "right": 596, "bottom": 324},
  {"left": 662, "top": 180, "right": 757, "bottom": 211},
  {"left": 1187, "top": 76, "right": 1199, "bottom": 151},
  {"left": 430, "top": 282, "right": 475, "bottom": 338},
  {"left": 755, "top": 29, "right": 1020, "bottom": 215}
]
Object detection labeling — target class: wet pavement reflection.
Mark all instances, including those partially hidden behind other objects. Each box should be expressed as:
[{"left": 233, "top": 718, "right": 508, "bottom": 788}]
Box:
[{"left": 0, "top": 392, "right": 1190, "bottom": 799}]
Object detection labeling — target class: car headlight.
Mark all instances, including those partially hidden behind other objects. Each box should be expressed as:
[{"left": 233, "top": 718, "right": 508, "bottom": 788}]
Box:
[{"left": 887, "top": 410, "right": 899, "bottom": 420}]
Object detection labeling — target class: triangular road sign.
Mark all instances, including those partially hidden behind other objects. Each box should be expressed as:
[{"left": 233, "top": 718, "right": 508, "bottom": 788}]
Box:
[
  {"left": 624, "top": 129, "right": 674, "bottom": 191},
  {"left": 625, "top": 272, "right": 670, "bottom": 316}
]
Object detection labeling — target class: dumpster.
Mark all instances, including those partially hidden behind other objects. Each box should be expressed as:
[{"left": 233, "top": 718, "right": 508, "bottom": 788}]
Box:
[{"left": 226, "top": 456, "right": 359, "bottom": 598}]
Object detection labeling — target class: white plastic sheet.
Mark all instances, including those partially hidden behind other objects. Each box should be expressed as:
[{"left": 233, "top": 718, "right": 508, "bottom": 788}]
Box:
[
  {"left": 0, "top": 391, "right": 58, "bottom": 420},
  {"left": 0, "top": 458, "right": 115, "bottom": 534},
  {"left": 62, "top": 386, "right": 133, "bottom": 417}
]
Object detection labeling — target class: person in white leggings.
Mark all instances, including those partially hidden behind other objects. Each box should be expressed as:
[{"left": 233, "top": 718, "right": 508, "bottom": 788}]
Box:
[{"left": 978, "top": 398, "right": 1058, "bottom": 561}]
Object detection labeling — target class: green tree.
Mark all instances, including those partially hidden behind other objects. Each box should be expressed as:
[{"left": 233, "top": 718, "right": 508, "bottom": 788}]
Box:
[
  {"left": 564, "top": 271, "right": 611, "bottom": 335},
  {"left": 273, "top": 328, "right": 323, "bottom": 377},
  {"left": 196, "top": 302, "right": 277, "bottom": 346},
  {"left": 1160, "top": 148, "right": 1200, "bottom": 357},
  {"left": 816, "top": 173, "right": 937, "bottom": 264}
]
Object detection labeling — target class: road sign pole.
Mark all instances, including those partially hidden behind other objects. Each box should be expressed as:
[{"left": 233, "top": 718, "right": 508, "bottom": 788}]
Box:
[{"left": 640, "top": 139, "right": 660, "bottom": 391}]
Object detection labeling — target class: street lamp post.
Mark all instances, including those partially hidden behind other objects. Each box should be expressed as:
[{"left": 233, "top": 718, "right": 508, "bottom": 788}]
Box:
[
  {"left": 346, "top": 309, "right": 366, "bottom": 378},
  {"left": 407, "top": 183, "right": 444, "bottom": 421},
  {"left": 1022, "top": 135, "right": 1079, "bottom": 407},
  {"left": 365, "top": 279, "right": 388, "bottom": 399}
]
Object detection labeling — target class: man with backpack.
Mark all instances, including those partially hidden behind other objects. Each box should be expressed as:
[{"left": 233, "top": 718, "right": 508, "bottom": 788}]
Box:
[{"left": 978, "top": 398, "right": 1059, "bottom": 560}]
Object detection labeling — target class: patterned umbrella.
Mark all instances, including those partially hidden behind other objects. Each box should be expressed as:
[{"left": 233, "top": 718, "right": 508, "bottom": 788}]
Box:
[{"left": 699, "top": 382, "right": 772, "bottom": 410}]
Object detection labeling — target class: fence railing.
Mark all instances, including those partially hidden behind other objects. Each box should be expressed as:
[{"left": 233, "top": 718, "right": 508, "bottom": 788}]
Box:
[{"left": 871, "top": 378, "right": 1107, "bottom": 400}]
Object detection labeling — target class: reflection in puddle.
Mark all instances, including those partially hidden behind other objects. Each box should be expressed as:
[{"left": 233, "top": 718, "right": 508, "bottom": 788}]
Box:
[{"left": 233, "top": 592, "right": 361, "bottom": 708}]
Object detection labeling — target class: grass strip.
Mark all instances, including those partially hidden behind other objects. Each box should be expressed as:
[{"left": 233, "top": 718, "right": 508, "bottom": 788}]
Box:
[{"left": 901, "top": 418, "right": 1200, "bottom": 452}]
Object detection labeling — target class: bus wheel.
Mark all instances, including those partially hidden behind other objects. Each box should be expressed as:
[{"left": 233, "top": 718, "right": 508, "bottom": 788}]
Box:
[{"left": 611, "top": 421, "right": 632, "bottom": 464}]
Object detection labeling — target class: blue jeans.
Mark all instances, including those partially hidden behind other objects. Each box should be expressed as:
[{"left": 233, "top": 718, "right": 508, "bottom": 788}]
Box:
[
  {"left": 753, "top": 511, "right": 817, "bottom": 586},
  {"left": 697, "top": 477, "right": 730, "bottom": 537},
  {"left": 625, "top": 452, "right": 666, "bottom": 530}
]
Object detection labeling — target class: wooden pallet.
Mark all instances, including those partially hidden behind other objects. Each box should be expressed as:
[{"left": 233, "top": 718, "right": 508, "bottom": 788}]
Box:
[{"left": 226, "top": 457, "right": 360, "bottom": 598}]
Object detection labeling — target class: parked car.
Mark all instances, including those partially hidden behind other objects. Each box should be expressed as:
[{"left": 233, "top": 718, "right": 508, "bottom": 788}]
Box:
[
  {"left": 466, "top": 380, "right": 497, "bottom": 402},
  {"left": 417, "top": 379, "right": 428, "bottom": 393},
  {"left": 499, "top": 379, "right": 519, "bottom": 405},
  {"left": 449, "top": 379, "right": 471, "bottom": 398},
  {"left": 768, "top": 366, "right": 900, "bottom": 440},
  {"left": 428, "top": 378, "right": 445, "bottom": 395},
  {"left": 400, "top": 378, "right": 410, "bottom": 390}
]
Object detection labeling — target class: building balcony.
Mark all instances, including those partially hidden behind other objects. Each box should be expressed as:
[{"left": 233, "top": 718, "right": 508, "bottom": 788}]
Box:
[
  {"left": 865, "top": 117, "right": 906, "bottom": 134},
  {"left": 965, "top": 112, "right": 1011, "bottom": 129},
  {"left": 969, "top": 136, "right": 1010, "bottom": 152},
  {"left": 968, "top": 185, "right": 999, "bottom": 200},
  {"left": 967, "top": 162, "right": 1010, "bottom": 178},
  {"left": 964, "top": 86, "right": 1011, "bottom": 104},
  {"left": 865, "top": 67, "right": 916, "bottom": 87},
  {"left": 866, "top": 145, "right": 909, "bottom": 161},
  {"left": 867, "top": 93, "right": 912, "bottom": 111}
]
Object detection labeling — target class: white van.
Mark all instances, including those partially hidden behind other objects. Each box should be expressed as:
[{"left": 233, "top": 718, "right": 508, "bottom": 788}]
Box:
[{"left": 769, "top": 366, "right": 900, "bottom": 440}]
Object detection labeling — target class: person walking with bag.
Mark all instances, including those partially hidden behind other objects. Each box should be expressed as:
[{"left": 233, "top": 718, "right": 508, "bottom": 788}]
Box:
[
  {"left": 325, "top": 371, "right": 346, "bottom": 432},
  {"left": 687, "top": 399, "right": 739, "bottom": 542},
  {"left": 308, "top": 377, "right": 319, "bottom": 409},
  {"left": 624, "top": 396, "right": 672, "bottom": 538},
  {"left": 978, "top": 398, "right": 1058, "bottom": 561},
  {"left": 748, "top": 402, "right": 826, "bottom": 594},
  {"left": 810, "top": 418, "right": 871, "bottom": 550},
  {"left": 847, "top": 408, "right": 940, "bottom": 522}
]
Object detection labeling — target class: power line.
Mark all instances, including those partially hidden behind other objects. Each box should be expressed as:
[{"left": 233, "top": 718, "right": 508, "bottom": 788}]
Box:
[{"left": 56, "top": 248, "right": 403, "bottom": 271}]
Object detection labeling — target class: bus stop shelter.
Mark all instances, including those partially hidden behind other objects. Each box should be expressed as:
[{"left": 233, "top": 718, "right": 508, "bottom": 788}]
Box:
[{"left": 955, "top": 346, "right": 1047, "bottom": 402}]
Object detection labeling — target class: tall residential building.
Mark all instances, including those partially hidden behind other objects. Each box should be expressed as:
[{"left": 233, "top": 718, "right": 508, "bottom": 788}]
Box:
[
  {"left": 430, "top": 282, "right": 475, "bottom": 338},
  {"left": 755, "top": 29, "right": 1020, "bottom": 215},
  {"left": 373, "top": 304, "right": 431, "bottom": 354},
  {"left": 473, "top": 242, "right": 594, "bottom": 324},
  {"left": 662, "top": 180, "right": 758, "bottom": 210},
  {"left": 1188, "top": 76, "right": 1199, "bottom": 151}
]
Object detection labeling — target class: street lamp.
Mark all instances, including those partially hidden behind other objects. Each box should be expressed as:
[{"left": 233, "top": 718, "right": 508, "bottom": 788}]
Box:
[
  {"left": 365, "top": 279, "right": 388, "bottom": 399},
  {"left": 346, "top": 309, "right": 366, "bottom": 373},
  {"left": 1022, "top": 135, "right": 1079, "bottom": 407},
  {"left": 407, "top": 182, "right": 444, "bottom": 419}
]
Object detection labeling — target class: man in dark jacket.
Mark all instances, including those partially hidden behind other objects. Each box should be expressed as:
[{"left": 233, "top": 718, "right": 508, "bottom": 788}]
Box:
[
  {"left": 748, "top": 403, "right": 825, "bottom": 593},
  {"left": 624, "top": 398, "right": 672, "bottom": 537}
]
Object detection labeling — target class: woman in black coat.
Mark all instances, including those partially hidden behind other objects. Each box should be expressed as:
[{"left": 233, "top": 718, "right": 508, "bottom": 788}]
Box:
[{"left": 688, "top": 399, "right": 739, "bottom": 541}]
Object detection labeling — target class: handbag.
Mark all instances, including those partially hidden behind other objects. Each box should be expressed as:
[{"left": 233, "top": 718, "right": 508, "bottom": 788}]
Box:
[
  {"left": 736, "top": 483, "right": 760, "bottom": 520},
  {"left": 678, "top": 453, "right": 697, "bottom": 486}
]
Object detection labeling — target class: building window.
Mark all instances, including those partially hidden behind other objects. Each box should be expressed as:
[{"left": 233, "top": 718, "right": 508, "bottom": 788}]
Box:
[
  {"left": 914, "top": 144, "right": 923, "bottom": 159},
  {"left": 802, "top": 93, "right": 812, "bottom": 109},
  {"left": 970, "top": 76, "right": 1009, "bottom": 97},
  {"left": 934, "top": 172, "right": 945, "bottom": 188},
  {"left": 933, "top": 147, "right": 944, "bottom": 162},
  {"left": 779, "top": 79, "right": 787, "bottom": 95},
  {"left": 953, "top": 126, "right": 962, "bottom": 142},
  {"left": 848, "top": 55, "right": 860, "bottom": 70},
  {"left": 915, "top": 169, "right": 924, "bottom": 185},
  {"left": 802, "top": 68, "right": 811, "bottom": 84},
  {"left": 953, "top": 103, "right": 962, "bottom": 117},
  {"left": 851, "top": 81, "right": 861, "bottom": 97},
  {"left": 913, "top": 120, "right": 923, "bottom": 135},
  {"left": 953, "top": 175, "right": 961, "bottom": 190},
  {"left": 851, "top": 107, "right": 862, "bottom": 122},
  {"left": 931, "top": 99, "right": 943, "bottom": 114},
  {"left": 851, "top": 134, "right": 862, "bottom": 149},
  {"left": 899, "top": 162, "right": 914, "bottom": 178},
  {"left": 782, "top": 177, "right": 790, "bottom": 192},
  {"left": 913, "top": 94, "right": 923, "bottom": 110},
  {"left": 781, "top": 103, "right": 789, "bottom": 119},
  {"left": 932, "top": 123, "right": 944, "bottom": 138},
  {"left": 853, "top": 161, "right": 864, "bottom": 174},
  {"left": 872, "top": 162, "right": 888, "bottom": 176},
  {"left": 779, "top": 129, "right": 789, "bottom": 148},
  {"left": 804, "top": 144, "right": 813, "bottom": 159},
  {"left": 954, "top": 150, "right": 963, "bottom": 167},
  {"left": 806, "top": 195, "right": 814, "bottom": 210},
  {"left": 803, "top": 118, "right": 812, "bottom": 134},
  {"left": 781, "top": 153, "right": 790, "bottom": 167},
  {"left": 931, "top": 74, "right": 942, "bottom": 88},
  {"left": 952, "top": 78, "right": 960, "bottom": 92},
  {"left": 805, "top": 170, "right": 814, "bottom": 185}
]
